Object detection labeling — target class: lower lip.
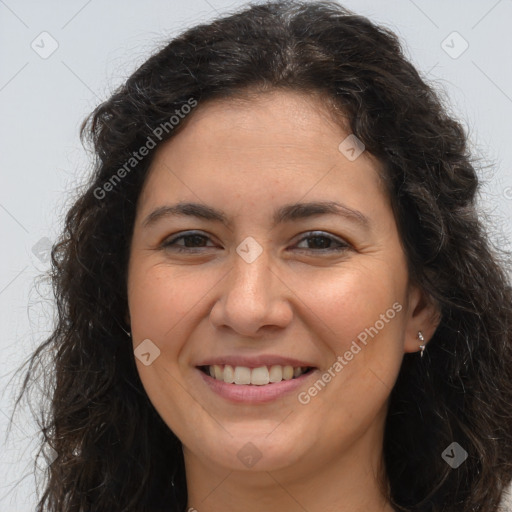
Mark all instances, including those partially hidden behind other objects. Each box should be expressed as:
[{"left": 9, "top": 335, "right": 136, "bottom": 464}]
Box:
[{"left": 196, "top": 367, "right": 318, "bottom": 404}]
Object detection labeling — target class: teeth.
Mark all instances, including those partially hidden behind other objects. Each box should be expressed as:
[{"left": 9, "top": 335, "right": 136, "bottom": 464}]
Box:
[
  {"left": 269, "top": 365, "right": 282, "bottom": 383},
  {"left": 214, "top": 365, "right": 223, "bottom": 381},
  {"left": 234, "top": 366, "right": 251, "bottom": 385},
  {"left": 224, "top": 364, "right": 235, "bottom": 383},
  {"left": 205, "top": 364, "right": 309, "bottom": 385},
  {"left": 283, "top": 365, "right": 294, "bottom": 380},
  {"left": 250, "top": 366, "right": 269, "bottom": 385}
]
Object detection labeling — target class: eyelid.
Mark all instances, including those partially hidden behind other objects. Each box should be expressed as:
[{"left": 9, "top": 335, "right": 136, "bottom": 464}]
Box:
[
  {"left": 293, "top": 231, "right": 350, "bottom": 250},
  {"left": 161, "top": 229, "right": 351, "bottom": 252},
  {"left": 161, "top": 230, "right": 217, "bottom": 247}
]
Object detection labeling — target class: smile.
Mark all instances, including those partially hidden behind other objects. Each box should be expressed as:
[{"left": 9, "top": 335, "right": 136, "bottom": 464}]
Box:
[
  {"left": 196, "top": 365, "right": 318, "bottom": 403},
  {"left": 198, "top": 364, "right": 315, "bottom": 385}
]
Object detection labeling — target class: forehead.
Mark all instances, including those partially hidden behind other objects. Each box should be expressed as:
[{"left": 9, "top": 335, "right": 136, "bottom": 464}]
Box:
[
  {"left": 168, "top": 89, "right": 350, "bottom": 153},
  {"left": 136, "top": 89, "right": 388, "bottom": 220}
]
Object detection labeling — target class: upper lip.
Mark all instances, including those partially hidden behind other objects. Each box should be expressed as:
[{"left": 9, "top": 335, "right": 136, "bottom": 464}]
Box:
[{"left": 195, "top": 355, "right": 317, "bottom": 369}]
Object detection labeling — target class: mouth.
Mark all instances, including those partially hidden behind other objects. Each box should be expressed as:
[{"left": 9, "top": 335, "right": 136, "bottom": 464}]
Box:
[
  {"left": 197, "top": 364, "right": 317, "bottom": 385},
  {"left": 195, "top": 364, "right": 319, "bottom": 403}
]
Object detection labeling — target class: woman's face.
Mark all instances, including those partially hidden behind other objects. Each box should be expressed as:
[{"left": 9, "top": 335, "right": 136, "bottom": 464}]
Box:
[{"left": 127, "top": 90, "right": 436, "bottom": 479}]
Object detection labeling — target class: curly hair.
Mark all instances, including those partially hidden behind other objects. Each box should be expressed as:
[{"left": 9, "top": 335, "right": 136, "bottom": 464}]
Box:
[{"left": 10, "top": 1, "right": 512, "bottom": 511}]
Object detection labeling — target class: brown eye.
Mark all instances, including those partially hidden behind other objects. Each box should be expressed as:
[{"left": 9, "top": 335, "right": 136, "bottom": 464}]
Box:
[
  {"left": 160, "top": 230, "right": 350, "bottom": 254},
  {"left": 161, "top": 231, "right": 217, "bottom": 252},
  {"left": 294, "top": 231, "right": 350, "bottom": 252}
]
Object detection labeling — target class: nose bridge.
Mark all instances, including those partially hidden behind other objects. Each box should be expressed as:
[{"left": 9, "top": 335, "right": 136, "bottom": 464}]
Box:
[
  {"left": 210, "top": 237, "right": 291, "bottom": 334},
  {"left": 229, "top": 239, "right": 273, "bottom": 308}
]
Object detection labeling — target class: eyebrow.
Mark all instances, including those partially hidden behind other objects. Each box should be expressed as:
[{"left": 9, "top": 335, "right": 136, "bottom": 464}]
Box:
[{"left": 142, "top": 200, "right": 370, "bottom": 230}]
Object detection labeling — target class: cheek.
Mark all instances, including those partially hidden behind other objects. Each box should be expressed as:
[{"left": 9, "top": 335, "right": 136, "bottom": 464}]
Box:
[
  {"left": 128, "top": 263, "right": 210, "bottom": 341},
  {"left": 290, "top": 263, "right": 406, "bottom": 396},
  {"left": 292, "top": 268, "right": 406, "bottom": 426},
  {"left": 127, "top": 263, "right": 206, "bottom": 425},
  {"left": 291, "top": 264, "right": 404, "bottom": 345}
]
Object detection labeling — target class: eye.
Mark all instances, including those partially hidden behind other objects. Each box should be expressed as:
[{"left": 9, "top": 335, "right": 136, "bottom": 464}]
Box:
[
  {"left": 294, "top": 231, "right": 350, "bottom": 252},
  {"left": 160, "top": 230, "right": 350, "bottom": 254},
  {"left": 161, "top": 231, "right": 217, "bottom": 252}
]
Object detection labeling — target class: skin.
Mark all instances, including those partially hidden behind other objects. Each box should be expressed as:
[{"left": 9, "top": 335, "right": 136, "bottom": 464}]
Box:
[{"left": 126, "top": 90, "right": 440, "bottom": 512}]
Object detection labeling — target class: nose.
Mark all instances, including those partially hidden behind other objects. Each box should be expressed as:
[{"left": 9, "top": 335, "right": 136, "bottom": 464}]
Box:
[{"left": 209, "top": 245, "right": 293, "bottom": 337}]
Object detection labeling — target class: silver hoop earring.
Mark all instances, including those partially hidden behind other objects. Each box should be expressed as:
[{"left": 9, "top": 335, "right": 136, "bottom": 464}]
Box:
[{"left": 418, "top": 331, "right": 425, "bottom": 357}]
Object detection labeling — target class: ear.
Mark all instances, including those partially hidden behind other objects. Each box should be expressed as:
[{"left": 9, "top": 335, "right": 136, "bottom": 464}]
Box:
[{"left": 403, "top": 283, "right": 441, "bottom": 354}]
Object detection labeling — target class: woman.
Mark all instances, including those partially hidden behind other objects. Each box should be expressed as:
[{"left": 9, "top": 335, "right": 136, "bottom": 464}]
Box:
[{"left": 12, "top": 1, "right": 512, "bottom": 511}]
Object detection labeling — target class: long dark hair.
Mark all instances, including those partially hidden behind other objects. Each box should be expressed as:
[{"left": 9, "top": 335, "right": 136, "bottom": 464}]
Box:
[{"left": 9, "top": 1, "right": 512, "bottom": 511}]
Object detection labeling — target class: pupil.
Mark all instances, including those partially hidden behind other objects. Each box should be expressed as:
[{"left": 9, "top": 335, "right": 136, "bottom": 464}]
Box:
[
  {"left": 185, "top": 235, "right": 205, "bottom": 247},
  {"left": 309, "top": 236, "right": 329, "bottom": 249}
]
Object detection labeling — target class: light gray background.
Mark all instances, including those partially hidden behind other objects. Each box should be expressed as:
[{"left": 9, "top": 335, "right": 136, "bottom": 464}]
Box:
[{"left": 1, "top": 0, "right": 511, "bottom": 510}]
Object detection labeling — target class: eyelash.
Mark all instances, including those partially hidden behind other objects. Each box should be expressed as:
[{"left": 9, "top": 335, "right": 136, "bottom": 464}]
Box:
[{"left": 160, "top": 230, "right": 350, "bottom": 253}]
